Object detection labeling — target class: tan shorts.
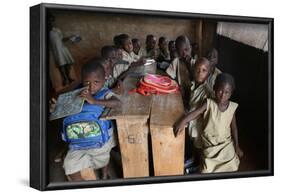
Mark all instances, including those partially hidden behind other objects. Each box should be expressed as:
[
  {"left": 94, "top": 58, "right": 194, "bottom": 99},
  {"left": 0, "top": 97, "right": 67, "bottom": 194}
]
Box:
[{"left": 63, "top": 128, "right": 116, "bottom": 175}]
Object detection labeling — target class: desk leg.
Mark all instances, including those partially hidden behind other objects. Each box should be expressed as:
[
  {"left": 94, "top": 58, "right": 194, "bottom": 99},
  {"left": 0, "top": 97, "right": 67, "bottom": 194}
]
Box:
[
  {"left": 116, "top": 118, "right": 149, "bottom": 178},
  {"left": 150, "top": 126, "right": 185, "bottom": 176}
]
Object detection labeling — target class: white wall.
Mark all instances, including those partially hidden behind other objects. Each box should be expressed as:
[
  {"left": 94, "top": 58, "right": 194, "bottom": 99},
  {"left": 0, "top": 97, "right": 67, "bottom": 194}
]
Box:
[{"left": 0, "top": 0, "right": 280, "bottom": 193}]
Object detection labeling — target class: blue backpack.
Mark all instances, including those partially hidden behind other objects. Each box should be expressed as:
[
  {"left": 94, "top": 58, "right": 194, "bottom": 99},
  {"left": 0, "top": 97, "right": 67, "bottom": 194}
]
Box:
[{"left": 62, "top": 88, "right": 112, "bottom": 150}]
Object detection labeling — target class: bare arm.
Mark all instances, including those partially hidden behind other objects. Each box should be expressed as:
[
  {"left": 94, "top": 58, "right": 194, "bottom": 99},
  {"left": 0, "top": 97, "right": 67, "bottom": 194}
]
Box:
[
  {"left": 130, "top": 58, "right": 146, "bottom": 67},
  {"left": 174, "top": 101, "right": 207, "bottom": 137},
  {"left": 231, "top": 114, "right": 244, "bottom": 158},
  {"left": 90, "top": 96, "right": 121, "bottom": 108},
  {"left": 116, "top": 59, "right": 145, "bottom": 80},
  {"left": 80, "top": 89, "right": 121, "bottom": 108}
]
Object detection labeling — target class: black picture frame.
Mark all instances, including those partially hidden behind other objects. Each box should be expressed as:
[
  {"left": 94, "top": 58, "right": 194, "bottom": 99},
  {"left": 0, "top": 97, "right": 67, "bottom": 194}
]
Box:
[{"left": 30, "top": 3, "right": 274, "bottom": 191}]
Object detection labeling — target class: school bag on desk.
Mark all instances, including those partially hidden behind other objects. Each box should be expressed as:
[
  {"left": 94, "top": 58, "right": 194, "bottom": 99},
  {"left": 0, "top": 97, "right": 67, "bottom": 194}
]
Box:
[{"left": 130, "top": 74, "right": 179, "bottom": 96}]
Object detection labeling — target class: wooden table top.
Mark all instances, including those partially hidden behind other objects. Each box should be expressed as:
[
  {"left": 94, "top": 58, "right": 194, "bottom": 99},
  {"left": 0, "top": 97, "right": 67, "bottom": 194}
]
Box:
[
  {"left": 102, "top": 63, "right": 185, "bottom": 126},
  {"left": 102, "top": 63, "right": 156, "bottom": 120}
]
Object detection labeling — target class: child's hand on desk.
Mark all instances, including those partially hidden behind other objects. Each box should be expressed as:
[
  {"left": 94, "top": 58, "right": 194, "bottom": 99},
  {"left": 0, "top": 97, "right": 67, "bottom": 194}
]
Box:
[
  {"left": 49, "top": 98, "right": 57, "bottom": 113},
  {"left": 174, "top": 120, "right": 188, "bottom": 137},
  {"left": 80, "top": 87, "right": 96, "bottom": 104}
]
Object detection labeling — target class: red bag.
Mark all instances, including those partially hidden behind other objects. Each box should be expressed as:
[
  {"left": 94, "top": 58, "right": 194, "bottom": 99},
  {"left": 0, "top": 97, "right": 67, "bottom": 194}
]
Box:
[{"left": 130, "top": 74, "right": 179, "bottom": 96}]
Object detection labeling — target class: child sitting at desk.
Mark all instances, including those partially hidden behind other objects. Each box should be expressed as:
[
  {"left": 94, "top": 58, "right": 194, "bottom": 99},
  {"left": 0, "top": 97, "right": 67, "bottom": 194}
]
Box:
[
  {"left": 132, "top": 38, "right": 145, "bottom": 60},
  {"left": 175, "top": 73, "right": 243, "bottom": 173},
  {"left": 157, "top": 36, "right": 170, "bottom": 62},
  {"left": 51, "top": 59, "right": 121, "bottom": 181},
  {"left": 101, "top": 46, "right": 123, "bottom": 92},
  {"left": 92, "top": 56, "right": 123, "bottom": 96},
  {"left": 168, "top": 40, "right": 178, "bottom": 62},
  {"left": 101, "top": 46, "right": 117, "bottom": 87},
  {"left": 144, "top": 34, "right": 157, "bottom": 59},
  {"left": 113, "top": 34, "right": 146, "bottom": 80},
  {"left": 113, "top": 35, "right": 131, "bottom": 79},
  {"left": 156, "top": 36, "right": 170, "bottom": 70},
  {"left": 119, "top": 34, "right": 146, "bottom": 67}
]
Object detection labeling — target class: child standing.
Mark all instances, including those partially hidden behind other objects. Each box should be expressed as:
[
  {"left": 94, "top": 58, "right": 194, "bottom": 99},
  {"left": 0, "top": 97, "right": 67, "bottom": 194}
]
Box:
[
  {"left": 166, "top": 35, "right": 193, "bottom": 105},
  {"left": 175, "top": 73, "right": 243, "bottom": 173},
  {"left": 188, "top": 58, "right": 212, "bottom": 146},
  {"left": 49, "top": 15, "right": 78, "bottom": 86},
  {"left": 53, "top": 59, "right": 121, "bottom": 181},
  {"left": 184, "top": 57, "right": 212, "bottom": 173},
  {"left": 206, "top": 48, "right": 222, "bottom": 89}
]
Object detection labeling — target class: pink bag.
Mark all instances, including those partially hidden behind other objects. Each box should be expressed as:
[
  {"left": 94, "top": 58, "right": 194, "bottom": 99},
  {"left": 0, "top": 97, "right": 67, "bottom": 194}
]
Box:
[{"left": 130, "top": 74, "right": 179, "bottom": 96}]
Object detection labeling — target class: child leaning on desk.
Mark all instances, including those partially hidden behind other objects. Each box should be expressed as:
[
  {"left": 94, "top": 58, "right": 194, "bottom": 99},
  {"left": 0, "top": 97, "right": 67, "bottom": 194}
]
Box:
[
  {"left": 174, "top": 73, "right": 243, "bottom": 173},
  {"left": 113, "top": 34, "right": 146, "bottom": 80}
]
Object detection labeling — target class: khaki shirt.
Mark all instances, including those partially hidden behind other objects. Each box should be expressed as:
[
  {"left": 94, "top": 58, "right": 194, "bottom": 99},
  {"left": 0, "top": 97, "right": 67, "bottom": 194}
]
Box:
[
  {"left": 188, "top": 81, "right": 212, "bottom": 146},
  {"left": 201, "top": 98, "right": 239, "bottom": 173},
  {"left": 121, "top": 50, "right": 138, "bottom": 65}
]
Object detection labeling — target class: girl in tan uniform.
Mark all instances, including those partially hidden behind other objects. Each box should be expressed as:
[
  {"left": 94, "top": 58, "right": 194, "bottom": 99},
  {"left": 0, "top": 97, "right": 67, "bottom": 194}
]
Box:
[{"left": 175, "top": 73, "right": 243, "bottom": 173}]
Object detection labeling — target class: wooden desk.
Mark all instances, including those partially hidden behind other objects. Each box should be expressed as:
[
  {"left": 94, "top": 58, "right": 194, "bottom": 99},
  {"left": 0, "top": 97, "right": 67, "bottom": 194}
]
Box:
[
  {"left": 102, "top": 64, "right": 186, "bottom": 177},
  {"left": 150, "top": 93, "right": 185, "bottom": 176},
  {"left": 102, "top": 64, "right": 156, "bottom": 178}
]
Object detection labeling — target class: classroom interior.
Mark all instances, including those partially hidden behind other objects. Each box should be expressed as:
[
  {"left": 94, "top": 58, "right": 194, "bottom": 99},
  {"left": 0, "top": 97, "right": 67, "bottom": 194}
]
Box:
[{"left": 47, "top": 10, "right": 270, "bottom": 182}]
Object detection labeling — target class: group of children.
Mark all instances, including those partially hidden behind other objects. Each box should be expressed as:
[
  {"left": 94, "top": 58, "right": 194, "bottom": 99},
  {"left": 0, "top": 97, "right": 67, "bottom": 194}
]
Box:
[{"left": 50, "top": 33, "right": 243, "bottom": 181}]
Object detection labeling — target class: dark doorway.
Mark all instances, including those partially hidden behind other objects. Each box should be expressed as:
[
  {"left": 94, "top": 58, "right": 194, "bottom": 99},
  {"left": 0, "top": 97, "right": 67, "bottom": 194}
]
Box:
[{"left": 216, "top": 35, "right": 269, "bottom": 171}]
